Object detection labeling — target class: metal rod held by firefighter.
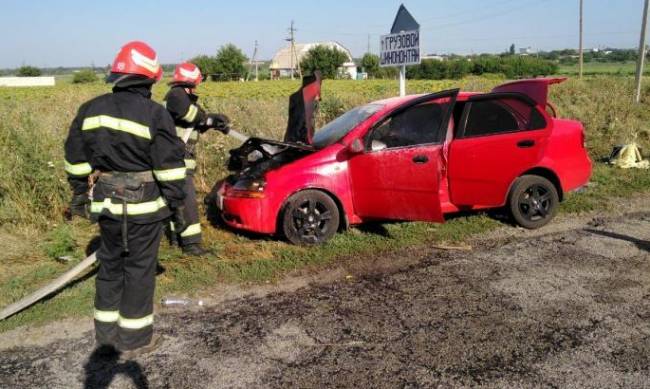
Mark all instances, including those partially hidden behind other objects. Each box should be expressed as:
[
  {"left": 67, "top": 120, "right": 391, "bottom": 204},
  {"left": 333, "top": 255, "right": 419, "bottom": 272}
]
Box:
[
  {"left": 0, "top": 252, "right": 98, "bottom": 320},
  {"left": 226, "top": 128, "right": 249, "bottom": 143}
]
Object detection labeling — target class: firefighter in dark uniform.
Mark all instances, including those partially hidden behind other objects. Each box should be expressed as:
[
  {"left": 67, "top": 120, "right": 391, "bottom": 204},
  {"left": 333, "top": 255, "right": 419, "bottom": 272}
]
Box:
[
  {"left": 163, "top": 62, "right": 230, "bottom": 255},
  {"left": 64, "top": 41, "right": 187, "bottom": 357}
]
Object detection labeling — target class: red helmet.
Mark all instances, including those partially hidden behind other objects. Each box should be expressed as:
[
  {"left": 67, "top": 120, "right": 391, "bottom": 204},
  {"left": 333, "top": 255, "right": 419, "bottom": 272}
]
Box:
[
  {"left": 109, "top": 41, "right": 162, "bottom": 81},
  {"left": 172, "top": 62, "right": 202, "bottom": 87}
]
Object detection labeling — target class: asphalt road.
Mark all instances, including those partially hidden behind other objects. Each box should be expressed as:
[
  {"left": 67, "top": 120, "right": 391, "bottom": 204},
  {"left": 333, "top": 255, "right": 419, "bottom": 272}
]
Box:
[{"left": 1, "top": 209, "right": 650, "bottom": 388}]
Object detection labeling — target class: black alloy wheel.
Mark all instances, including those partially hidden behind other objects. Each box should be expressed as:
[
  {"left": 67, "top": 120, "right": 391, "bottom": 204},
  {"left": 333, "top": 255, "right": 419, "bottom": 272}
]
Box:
[
  {"left": 281, "top": 190, "right": 340, "bottom": 245},
  {"left": 508, "top": 175, "right": 559, "bottom": 229}
]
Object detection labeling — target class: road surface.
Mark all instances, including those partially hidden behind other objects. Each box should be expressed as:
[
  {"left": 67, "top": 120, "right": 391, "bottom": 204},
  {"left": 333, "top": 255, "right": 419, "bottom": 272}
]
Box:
[{"left": 1, "top": 207, "right": 649, "bottom": 388}]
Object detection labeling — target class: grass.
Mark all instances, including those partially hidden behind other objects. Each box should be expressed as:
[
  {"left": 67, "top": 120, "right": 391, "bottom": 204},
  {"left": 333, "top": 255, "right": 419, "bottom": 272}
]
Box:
[
  {"left": 1, "top": 75, "right": 650, "bottom": 332},
  {"left": 558, "top": 61, "right": 640, "bottom": 76}
]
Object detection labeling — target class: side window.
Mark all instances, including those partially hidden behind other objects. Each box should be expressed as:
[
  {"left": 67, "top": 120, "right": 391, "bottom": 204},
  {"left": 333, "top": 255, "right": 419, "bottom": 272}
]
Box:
[
  {"left": 462, "top": 97, "right": 546, "bottom": 138},
  {"left": 367, "top": 100, "right": 451, "bottom": 150}
]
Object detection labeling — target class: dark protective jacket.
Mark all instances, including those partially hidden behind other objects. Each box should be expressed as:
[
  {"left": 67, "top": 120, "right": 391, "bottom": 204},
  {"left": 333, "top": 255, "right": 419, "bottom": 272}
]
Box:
[
  {"left": 64, "top": 85, "right": 187, "bottom": 224},
  {"left": 163, "top": 86, "right": 208, "bottom": 174}
]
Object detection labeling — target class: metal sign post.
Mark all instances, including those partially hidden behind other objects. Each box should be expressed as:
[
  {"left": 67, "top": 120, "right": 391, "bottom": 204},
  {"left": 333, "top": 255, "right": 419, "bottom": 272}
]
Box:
[{"left": 380, "top": 5, "right": 420, "bottom": 97}]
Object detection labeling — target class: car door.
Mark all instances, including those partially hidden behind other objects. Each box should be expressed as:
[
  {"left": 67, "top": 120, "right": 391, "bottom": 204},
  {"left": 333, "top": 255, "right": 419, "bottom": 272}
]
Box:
[
  {"left": 348, "top": 90, "right": 458, "bottom": 222},
  {"left": 447, "top": 93, "right": 550, "bottom": 207}
]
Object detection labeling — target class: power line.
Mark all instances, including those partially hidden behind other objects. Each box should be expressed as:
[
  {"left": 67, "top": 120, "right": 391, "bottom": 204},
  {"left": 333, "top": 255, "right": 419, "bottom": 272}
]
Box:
[{"left": 421, "top": 0, "right": 550, "bottom": 31}]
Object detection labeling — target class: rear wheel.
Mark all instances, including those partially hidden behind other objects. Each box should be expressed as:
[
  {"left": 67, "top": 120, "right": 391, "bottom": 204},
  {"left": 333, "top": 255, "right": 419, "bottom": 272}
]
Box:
[
  {"left": 281, "top": 190, "right": 340, "bottom": 245},
  {"left": 508, "top": 175, "right": 559, "bottom": 229}
]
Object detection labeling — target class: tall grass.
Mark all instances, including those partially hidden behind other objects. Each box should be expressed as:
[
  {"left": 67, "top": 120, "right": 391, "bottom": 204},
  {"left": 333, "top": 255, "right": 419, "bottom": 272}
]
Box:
[{"left": 1, "top": 77, "right": 648, "bottom": 228}]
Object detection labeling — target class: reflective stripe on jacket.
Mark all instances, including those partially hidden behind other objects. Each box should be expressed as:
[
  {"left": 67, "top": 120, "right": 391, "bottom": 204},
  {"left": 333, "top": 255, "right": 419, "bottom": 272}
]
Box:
[{"left": 64, "top": 84, "right": 187, "bottom": 223}]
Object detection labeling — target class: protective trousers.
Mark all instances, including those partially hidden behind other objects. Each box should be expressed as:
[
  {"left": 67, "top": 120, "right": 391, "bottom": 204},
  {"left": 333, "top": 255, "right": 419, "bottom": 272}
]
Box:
[
  {"left": 174, "top": 175, "right": 202, "bottom": 246},
  {"left": 94, "top": 218, "right": 163, "bottom": 351}
]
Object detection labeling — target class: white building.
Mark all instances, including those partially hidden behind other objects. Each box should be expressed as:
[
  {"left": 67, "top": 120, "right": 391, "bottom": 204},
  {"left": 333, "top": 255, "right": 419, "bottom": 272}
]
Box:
[
  {"left": 0, "top": 76, "right": 55, "bottom": 87},
  {"left": 270, "top": 41, "right": 357, "bottom": 79},
  {"left": 519, "top": 47, "right": 534, "bottom": 55}
]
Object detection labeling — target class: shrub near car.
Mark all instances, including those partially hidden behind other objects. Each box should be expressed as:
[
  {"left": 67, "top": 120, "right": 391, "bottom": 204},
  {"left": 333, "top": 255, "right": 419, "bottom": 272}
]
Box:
[{"left": 213, "top": 78, "right": 592, "bottom": 245}]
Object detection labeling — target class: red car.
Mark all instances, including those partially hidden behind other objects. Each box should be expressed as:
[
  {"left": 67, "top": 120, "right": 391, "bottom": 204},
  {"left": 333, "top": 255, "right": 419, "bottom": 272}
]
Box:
[{"left": 211, "top": 78, "right": 592, "bottom": 245}]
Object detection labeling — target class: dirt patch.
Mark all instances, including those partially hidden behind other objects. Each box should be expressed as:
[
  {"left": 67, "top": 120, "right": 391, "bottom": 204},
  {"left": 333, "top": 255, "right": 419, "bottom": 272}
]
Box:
[{"left": 2, "top": 205, "right": 650, "bottom": 387}]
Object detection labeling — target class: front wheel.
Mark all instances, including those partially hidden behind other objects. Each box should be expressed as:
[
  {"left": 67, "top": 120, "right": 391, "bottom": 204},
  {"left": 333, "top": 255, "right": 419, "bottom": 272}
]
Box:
[
  {"left": 281, "top": 190, "right": 340, "bottom": 245},
  {"left": 508, "top": 175, "right": 559, "bottom": 229}
]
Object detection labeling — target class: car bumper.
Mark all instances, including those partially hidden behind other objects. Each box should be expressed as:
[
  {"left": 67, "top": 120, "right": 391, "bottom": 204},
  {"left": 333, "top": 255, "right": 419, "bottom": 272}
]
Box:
[{"left": 217, "top": 183, "right": 276, "bottom": 234}]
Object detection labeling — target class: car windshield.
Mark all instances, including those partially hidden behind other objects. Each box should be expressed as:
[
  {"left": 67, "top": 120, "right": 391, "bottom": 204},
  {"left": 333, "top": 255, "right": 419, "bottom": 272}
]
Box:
[{"left": 312, "top": 103, "right": 383, "bottom": 149}]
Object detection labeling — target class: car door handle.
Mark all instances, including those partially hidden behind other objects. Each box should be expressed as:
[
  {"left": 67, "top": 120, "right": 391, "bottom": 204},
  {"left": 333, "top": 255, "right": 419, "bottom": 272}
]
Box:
[
  {"left": 517, "top": 140, "right": 536, "bottom": 148},
  {"left": 412, "top": 155, "right": 429, "bottom": 164}
]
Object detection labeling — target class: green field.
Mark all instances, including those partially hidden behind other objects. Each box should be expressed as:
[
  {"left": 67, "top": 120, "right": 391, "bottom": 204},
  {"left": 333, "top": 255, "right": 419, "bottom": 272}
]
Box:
[
  {"left": 558, "top": 61, "right": 641, "bottom": 76},
  {"left": 1, "top": 76, "right": 650, "bottom": 331}
]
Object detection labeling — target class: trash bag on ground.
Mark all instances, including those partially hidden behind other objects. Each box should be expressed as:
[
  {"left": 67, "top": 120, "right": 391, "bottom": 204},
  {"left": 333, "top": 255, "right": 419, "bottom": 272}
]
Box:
[{"left": 608, "top": 143, "right": 650, "bottom": 169}]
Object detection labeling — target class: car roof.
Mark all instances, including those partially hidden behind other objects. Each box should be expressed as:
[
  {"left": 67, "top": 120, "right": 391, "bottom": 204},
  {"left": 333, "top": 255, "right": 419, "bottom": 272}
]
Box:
[{"left": 372, "top": 91, "right": 480, "bottom": 110}]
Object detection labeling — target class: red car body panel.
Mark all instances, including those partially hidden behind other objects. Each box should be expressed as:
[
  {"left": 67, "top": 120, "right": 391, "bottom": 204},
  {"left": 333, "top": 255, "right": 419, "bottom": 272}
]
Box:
[{"left": 218, "top": 79, "right": 592, "bottom": 236}]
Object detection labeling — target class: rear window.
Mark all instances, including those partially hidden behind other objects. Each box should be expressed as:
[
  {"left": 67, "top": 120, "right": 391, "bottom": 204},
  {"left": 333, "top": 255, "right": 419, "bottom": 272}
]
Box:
[{"left": 462, "top": 97, "right": 546, "bottom": 138}]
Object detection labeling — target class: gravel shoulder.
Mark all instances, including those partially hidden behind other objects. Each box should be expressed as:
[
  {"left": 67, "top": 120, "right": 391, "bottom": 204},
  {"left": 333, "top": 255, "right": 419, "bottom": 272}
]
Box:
[{"left": 1, "top": 199, "right": 650, "bottom": 388}]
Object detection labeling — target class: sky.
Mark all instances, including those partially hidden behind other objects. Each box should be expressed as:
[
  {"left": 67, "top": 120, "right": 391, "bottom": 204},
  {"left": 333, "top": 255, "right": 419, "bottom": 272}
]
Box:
[{"left": 0, "top": 0, "right": 646, "bottom": 68}]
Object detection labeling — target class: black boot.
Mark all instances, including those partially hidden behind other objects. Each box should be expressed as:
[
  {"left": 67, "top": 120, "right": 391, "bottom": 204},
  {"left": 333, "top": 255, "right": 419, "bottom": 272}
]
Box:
[{"left": 182, "top": 244, "right": 209, "bottom": 256}]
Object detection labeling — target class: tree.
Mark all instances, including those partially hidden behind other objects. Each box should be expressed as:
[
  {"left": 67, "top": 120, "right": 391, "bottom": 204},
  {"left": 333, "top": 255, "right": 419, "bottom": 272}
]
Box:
[
  {"left": 300, "top": 45, "right": 349, "bottom": 79},
  {"left": 509, "top": 44, "right": 516, "bottom": 56},
  {"left": 190, "top": 54, "right": 219, "bottom": 77},
  {"left": 214, "top": 44, "right": 248, "bottom": 81},
  {"left": 72, "top": 69, "right": 98, "bottom": 84},
  {"left": 17, "top": 66, "right": 41, "bottom": 77},
  {"left": 361, "top": 53, "right": 380, "bottom": 77}
]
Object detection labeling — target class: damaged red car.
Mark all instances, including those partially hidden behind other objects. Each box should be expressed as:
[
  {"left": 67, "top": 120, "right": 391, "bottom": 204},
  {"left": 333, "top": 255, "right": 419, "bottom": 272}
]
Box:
[{"left": 210, "top": 77, "right": 592, "bottom": 245}]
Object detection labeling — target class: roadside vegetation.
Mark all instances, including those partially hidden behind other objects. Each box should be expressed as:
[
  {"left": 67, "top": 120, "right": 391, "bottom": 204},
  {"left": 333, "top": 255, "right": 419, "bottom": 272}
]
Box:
[{"left": 0, "top": 76, "right": 649, "bottom": 332}]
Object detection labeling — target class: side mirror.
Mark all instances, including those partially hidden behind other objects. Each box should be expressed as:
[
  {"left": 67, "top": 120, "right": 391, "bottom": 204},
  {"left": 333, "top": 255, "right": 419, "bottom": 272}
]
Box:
[
  {"left": 348, "top": 138, "right": 364, "bottom": 154},
  {"left": 371, "top": 140, "right": 387, "bottom": 152}
]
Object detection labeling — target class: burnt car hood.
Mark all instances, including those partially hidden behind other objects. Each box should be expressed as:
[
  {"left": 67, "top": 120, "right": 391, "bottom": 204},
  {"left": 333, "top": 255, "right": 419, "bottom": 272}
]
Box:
[
  {"left": 226, "top": 72, "right": 322, "bottom": 179},
  {"left": 227, "top": 137, "right": 315, "bottom": 179}
]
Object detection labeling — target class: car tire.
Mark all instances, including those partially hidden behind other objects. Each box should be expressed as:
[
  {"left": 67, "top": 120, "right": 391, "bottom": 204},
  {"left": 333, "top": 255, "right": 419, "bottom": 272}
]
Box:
[
  {"left": 508, "top": 175, "right": 559, "bottom": 229},
  {"left": 281, "top": 190, "right": 340, "bottom": 245}
]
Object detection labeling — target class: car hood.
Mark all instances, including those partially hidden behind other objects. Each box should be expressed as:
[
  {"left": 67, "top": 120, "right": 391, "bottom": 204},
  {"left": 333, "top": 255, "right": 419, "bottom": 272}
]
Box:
[{"left": 227, "top": 136, "right": 315, "bottom": 179}]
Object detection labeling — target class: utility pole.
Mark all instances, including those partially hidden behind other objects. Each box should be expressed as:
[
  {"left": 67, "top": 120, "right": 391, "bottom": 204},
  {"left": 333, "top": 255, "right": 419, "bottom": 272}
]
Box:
[
  {"left": 247, "top": 40, "right": 259, "bottom": 81},
  {"left": 367, "top": 34, "right": 371, "bottom": 54},
  {"left": 579, "top": 0, "right": 584, "bottom": 79},
  {"left": 634, "top": 0, "right": 650, "bottom": 103},
  {"left": 287, "top": 20, "right": 297, "bottom": 80}
]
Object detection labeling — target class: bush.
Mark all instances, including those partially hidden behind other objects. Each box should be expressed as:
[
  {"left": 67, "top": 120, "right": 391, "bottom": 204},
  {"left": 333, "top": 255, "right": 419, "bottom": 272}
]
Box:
[
  {"left": 17, "top": 66, "right": 42, "bottom": 77},
  {"left": 190, "top": 55, "right": 219, "bottom": 77},
  {"left": 407, "top": 56, "right": 558, "bottom": 80},
  {"left": 72, "top": 69, "right": 98, "bottom": 84},
  {"left": 300, "top": 45, "right": 349, "bottom": 79}
]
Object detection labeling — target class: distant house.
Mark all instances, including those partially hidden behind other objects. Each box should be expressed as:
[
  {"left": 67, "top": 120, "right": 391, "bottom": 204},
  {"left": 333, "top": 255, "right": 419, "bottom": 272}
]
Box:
[
  {"left": 519, "top": 47, "right": 534, "bottom": 55},
  {"left": 422, "top": 54, "right": 445, "bottom": 61},
  {"left": 270, "top": 41, "right": 357, "bottom": 79}
]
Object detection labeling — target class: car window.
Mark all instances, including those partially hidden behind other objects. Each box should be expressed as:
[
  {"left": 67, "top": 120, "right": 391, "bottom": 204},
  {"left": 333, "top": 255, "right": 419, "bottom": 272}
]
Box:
[
  {"left": 312, "top": 103, "right": 384, "bottom": 149},
  {"left": 462, "top": 97, "right": 546, "bottom": 138},
  {"left": 367, "top": 100, "right": 451, "bottom": 150}
]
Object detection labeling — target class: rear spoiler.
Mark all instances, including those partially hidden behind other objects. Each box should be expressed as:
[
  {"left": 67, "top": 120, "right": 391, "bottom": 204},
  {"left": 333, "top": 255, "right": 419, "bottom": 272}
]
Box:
[{"left": 491, "top": 77, "right": 567, "bottom": 107}]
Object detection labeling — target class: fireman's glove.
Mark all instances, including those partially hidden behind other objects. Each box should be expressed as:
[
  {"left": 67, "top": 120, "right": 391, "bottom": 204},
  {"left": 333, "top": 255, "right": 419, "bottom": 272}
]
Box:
[
  {"left": 69, "top": 193, "right": 89, "bottom": 219},
  {"left": 205, "top": 113, "right": 230, "bottom": 134},
  {"left": 171, "top": 205, "right": 188, "bottom": 234}
]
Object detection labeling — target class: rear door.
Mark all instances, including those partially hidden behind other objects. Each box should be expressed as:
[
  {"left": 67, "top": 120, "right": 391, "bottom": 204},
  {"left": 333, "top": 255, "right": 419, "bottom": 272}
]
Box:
[
  {"left": 348, "top": 90, "right": 458, "bottom": 222},
  {"left": 447, "top": 93, "right": 550, "bottom": 207}
]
